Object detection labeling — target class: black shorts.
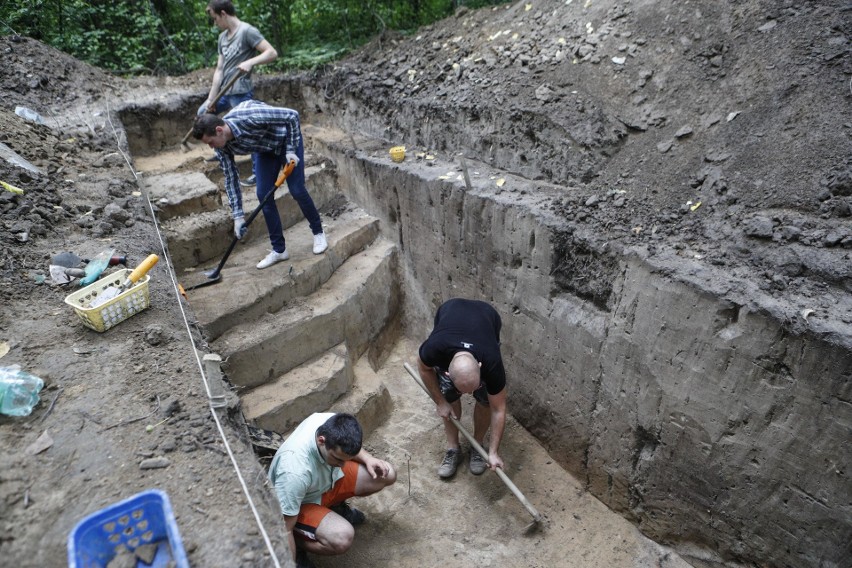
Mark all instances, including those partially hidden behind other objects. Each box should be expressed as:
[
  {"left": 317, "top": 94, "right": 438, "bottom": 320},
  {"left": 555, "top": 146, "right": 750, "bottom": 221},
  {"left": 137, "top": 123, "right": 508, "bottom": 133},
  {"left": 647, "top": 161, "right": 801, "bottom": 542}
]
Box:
[{"left": 436, "top": 368, "right": 489, "bottom": 406}]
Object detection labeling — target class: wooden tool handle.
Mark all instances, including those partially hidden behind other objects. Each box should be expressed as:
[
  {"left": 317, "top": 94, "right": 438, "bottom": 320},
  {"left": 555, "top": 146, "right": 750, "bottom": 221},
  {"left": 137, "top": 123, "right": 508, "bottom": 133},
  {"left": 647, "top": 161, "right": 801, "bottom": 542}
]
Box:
[
  {"left": 402, "top": 362, "right": 543, "bottom": 524},
  {"left": 181, "top": 70, "right": 246, "bottom": 145},
  {"left": 126, "top": 254, "right": 159, "bottom": 285}
]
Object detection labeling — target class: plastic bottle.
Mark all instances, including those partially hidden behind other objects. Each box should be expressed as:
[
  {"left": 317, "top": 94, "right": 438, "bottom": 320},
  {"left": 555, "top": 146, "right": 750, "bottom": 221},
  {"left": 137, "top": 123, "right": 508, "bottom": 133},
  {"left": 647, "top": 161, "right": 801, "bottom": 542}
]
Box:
[
  {"left": 0, "top": 366, "right": 45, "bottom": 417},
  {"left": 14, "top": 106, "right": 45, "bottom": 125}
]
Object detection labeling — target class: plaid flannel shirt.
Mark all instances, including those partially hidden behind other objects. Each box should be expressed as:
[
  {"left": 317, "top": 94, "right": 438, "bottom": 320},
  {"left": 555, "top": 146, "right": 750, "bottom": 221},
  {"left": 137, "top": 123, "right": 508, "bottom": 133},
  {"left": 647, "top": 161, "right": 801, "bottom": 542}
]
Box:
[{"left": 214, "top": 100, "right": 301, "bottom": 219}]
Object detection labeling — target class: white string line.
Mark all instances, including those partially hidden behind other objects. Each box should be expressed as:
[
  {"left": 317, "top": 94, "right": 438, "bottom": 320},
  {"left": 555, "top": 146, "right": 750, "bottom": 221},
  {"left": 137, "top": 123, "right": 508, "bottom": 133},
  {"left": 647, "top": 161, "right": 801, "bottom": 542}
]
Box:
[
  {"left": 104, "top": 95, "right": 282, "bottom": 567},
  {"left": 142, "top": 183, "right": 283, "bottom": 568}
]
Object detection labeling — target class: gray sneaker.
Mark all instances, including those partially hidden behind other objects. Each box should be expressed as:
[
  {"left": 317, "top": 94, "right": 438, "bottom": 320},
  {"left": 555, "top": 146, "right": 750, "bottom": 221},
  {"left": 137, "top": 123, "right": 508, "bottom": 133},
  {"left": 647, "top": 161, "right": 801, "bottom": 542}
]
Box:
[
  {"left": 438, "top": 448, "right": 461, "bottom": 479},
  {"left": 469, "top": 452, "right": 488, "bottom": 475}
]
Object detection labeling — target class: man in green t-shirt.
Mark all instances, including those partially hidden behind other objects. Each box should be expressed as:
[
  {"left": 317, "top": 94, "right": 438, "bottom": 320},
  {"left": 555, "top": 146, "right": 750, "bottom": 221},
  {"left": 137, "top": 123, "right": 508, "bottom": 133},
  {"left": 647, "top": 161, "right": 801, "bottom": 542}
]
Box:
[{"left": 269, "top": 413, "right": 396, "bottom": 568}]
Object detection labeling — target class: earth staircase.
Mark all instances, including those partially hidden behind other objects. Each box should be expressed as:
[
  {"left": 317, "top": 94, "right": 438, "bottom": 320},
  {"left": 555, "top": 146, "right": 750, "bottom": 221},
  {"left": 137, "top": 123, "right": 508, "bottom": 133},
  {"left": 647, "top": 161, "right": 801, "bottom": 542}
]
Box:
[
  {"left": 131, "top": 124, "right": 694, "bottom": 568},
  {"left": 134, "top": 144, "right": 400, "bottom": 443}
]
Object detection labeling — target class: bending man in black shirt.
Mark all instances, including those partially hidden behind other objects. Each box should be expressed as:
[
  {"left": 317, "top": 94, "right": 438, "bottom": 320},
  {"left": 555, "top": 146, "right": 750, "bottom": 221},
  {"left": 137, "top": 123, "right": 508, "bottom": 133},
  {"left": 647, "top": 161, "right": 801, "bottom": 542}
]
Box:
[{"left": 416, "top": 298, "right": 507, "bottom": 479}]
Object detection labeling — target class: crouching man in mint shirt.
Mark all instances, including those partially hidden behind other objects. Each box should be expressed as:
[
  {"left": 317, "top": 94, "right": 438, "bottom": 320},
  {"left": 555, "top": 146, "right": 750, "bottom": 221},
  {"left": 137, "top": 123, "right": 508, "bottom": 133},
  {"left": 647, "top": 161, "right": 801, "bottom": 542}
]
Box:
[{"left": 268, "top": 413, "right": 396, "bottom": 568}]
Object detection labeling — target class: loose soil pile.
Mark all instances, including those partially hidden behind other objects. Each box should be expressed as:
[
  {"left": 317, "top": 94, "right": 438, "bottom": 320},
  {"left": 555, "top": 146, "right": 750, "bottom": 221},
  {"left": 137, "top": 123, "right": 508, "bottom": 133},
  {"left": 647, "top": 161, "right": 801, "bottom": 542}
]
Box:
[{"left": 308, "top": 0, "right": 851, "bottom": 320}]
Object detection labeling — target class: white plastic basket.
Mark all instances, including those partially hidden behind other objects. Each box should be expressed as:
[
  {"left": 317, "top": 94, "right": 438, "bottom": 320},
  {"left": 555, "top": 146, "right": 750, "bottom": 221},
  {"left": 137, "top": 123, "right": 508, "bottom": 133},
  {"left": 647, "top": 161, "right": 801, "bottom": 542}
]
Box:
[{"left": 64, "top": 269, "right": 151, "bottom": 332}]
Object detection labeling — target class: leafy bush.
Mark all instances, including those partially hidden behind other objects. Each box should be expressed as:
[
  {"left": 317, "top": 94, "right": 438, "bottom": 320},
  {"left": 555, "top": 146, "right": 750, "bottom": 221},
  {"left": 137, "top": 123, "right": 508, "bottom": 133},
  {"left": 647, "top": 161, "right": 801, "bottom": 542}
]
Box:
[{"left": 0, "top": 0, "right": 510, "bottom": 75}]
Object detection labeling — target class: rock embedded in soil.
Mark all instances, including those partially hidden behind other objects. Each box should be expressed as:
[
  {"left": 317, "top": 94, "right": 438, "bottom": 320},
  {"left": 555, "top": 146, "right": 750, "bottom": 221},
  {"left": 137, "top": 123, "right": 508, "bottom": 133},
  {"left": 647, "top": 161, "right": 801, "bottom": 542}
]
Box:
[{"left": 139, "top": 457, "right": 170, "bottom": 470}]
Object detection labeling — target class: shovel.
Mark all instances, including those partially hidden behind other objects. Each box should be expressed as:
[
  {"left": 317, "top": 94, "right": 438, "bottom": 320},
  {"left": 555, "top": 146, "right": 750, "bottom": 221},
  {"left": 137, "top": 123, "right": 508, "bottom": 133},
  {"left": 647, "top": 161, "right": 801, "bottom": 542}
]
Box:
[
  {"left": 89, "top": 254, "right": 159, "bottom": 308},
  {"left": 182, "top": 160, "right": 296, "bottom": 291},
  {"left": 180, "top": 70, "right": 245, "bottom": 149}
]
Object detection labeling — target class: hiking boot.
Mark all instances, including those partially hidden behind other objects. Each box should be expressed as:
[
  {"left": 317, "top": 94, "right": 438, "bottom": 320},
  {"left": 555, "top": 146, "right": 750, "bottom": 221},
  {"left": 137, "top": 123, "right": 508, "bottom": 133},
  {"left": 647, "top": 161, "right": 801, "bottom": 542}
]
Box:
[
  {"left": 469, "top": 452, "right": 488, "bottom": 475},
  {"left": 331, "top": 501, "right": 366, "bottom": 526},
  {"left": 256, "top": 249, "right": 289, "bottom": 269},
  {"left": 239, "top": 174, "right": 256, "bottom": 187},
  {"left": 437, "top": 448, "right": 461, "bottom": 479},
  {"left": 312, "top": 232, "right": 328, "bottom": 254},
  {"left": 295, "top": 548, "right": 316, "bottom": 568}
]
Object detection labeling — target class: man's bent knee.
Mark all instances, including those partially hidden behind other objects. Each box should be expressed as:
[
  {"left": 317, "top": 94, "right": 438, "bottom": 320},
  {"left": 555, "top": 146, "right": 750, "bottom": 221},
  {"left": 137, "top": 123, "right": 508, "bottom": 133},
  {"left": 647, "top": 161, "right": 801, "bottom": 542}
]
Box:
[
  {"left": 322, "top": 524, "right": 354, "bottom": 554},
  {"left": 384, "top": 465, "right": 398, "bottom": 486}
]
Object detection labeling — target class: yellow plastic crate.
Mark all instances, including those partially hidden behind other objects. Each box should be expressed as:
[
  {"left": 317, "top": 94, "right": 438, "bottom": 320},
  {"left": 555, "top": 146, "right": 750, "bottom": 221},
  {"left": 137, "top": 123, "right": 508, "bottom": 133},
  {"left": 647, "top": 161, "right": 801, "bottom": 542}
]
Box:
[{"left": 64, "top": 269, "right": 151, "bottom": 332}]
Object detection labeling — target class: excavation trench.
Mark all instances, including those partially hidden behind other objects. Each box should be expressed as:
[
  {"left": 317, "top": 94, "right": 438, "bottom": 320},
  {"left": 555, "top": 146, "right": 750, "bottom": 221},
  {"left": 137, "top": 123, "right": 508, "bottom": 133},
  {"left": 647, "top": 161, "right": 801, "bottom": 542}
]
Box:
[{"left": 118, "top": 82, "right": 850, "bottom": 568}]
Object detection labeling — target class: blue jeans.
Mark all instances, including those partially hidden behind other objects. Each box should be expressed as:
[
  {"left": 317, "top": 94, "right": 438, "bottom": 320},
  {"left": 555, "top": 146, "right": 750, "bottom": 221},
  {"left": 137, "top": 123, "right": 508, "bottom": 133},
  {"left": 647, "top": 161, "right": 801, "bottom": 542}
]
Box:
[
  {"left": 255, "top": 137, "right": 323, "bottom": 253},
  {"left": 196, "top": 90, "right": 253, "bottom": 115}
]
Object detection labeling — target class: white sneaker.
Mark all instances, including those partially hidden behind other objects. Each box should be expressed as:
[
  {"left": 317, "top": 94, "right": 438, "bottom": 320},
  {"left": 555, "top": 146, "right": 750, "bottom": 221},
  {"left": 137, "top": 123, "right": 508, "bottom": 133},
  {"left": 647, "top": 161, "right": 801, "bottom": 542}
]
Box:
[
  {"left": 256, "top": 249, "right": 289, "bottom": 269},
  {"left": 312, "top": 233, "right": 328, "bottom": 255}
]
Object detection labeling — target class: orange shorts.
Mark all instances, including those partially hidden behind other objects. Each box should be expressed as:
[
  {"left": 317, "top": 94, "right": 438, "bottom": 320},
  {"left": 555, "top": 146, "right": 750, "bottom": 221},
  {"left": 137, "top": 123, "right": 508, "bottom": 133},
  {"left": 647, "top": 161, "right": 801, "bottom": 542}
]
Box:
[{"left": 293, "top": 460, "right": 359, "bottom": 541}]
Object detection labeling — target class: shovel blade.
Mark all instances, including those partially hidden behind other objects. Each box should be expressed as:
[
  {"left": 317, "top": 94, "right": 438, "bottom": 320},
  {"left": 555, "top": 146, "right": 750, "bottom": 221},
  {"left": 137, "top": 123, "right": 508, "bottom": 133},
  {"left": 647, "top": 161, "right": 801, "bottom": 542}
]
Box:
[{"left": 182, "top": 270, "right": 222, "bottom": 291}]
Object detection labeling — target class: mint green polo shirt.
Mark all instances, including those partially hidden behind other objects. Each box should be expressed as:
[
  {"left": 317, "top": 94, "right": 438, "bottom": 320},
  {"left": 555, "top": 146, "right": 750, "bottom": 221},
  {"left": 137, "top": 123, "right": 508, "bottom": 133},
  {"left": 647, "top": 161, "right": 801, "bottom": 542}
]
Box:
[{"left": 268, "top": 413, "right": 344, "bottom": 516}]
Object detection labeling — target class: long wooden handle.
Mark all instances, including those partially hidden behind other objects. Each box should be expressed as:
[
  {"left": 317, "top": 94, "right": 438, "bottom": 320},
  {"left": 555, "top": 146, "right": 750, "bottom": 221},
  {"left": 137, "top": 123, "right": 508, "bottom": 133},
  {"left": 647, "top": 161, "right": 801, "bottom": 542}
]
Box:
[
  {"left": 403, "top": 362, "right": 543, "bottom": 524},
  {"left": 125, "top": 254, "right": 159, "bottom": 287},
  {"left": 181, "top": 70, "right": 246, "bottom": 145}
]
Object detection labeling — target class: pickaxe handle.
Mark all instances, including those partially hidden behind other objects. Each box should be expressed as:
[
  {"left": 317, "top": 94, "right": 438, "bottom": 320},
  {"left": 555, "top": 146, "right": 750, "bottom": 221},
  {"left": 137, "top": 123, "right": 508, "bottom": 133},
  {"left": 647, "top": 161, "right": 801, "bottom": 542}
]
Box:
[
  {"left": 403, "top": 362, "right": 543, "bottom": 525},
  {"left": 181, "top": 69, "right": 246, "bottom": 146}
]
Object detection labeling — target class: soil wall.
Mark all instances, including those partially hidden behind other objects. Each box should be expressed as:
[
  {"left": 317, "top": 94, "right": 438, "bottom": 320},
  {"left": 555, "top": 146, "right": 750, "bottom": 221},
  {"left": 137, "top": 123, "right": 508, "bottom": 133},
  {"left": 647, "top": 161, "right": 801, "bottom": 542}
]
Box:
[{"left": 307, "top": 127, "right": 851, "bottom": 568}]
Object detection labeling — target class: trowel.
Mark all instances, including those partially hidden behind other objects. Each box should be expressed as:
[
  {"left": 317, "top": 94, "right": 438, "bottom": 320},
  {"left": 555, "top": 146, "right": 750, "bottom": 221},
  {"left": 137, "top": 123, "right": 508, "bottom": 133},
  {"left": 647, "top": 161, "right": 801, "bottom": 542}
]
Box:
[
  {"left": 89, "top": 254, "right": 159, "bottom": 308},
  {"left": 54, "top": 251, "right": 127, "bottom": 270},
  {"left": 79, "top": 249, "right": 115, "bottom": 286}
]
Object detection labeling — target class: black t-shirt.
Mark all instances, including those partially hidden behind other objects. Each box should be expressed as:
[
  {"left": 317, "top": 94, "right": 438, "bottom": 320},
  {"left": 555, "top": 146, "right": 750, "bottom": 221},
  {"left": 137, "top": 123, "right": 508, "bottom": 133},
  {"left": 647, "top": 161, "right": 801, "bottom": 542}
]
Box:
[{"left": 418, "top": 298, "right": 506, "bottom": 395}]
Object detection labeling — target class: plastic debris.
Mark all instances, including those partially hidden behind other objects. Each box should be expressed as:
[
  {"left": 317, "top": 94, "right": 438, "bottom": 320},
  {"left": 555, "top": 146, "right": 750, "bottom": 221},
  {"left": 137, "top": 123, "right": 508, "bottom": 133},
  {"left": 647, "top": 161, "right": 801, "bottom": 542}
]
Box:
[
  {"left": 14, "top": 106, "right": 45, "bottom": 124},
  {"left": 0, "top": 365, "right": 45, "bottom": 417}
]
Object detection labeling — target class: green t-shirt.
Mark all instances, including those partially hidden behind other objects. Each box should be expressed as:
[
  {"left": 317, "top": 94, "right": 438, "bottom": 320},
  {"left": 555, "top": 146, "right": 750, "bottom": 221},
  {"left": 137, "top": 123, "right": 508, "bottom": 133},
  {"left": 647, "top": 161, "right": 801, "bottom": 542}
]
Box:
[
  {"left": 268, "top": 413, "right": 344, "bottom": 516},
  {"left": 218, "top": 22, "right": 264, "bottom": 95}
]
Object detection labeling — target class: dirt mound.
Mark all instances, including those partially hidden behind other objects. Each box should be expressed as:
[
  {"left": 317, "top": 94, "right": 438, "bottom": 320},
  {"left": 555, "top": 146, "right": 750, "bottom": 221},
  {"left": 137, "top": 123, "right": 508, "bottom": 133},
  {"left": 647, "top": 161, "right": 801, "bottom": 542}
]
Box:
[
  {"left": 310, "top": 0, "right": 852, "bottom": 312},
  {"left": 1, "top": 35, "right": 116, "bottom": 114}
]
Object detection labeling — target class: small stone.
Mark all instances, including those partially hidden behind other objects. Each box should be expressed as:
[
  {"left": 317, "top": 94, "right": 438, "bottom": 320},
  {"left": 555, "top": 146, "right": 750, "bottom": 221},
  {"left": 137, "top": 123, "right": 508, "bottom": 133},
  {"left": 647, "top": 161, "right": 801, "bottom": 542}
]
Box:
[
  {"left": 106, "top": 549, "right": 136, "bottom": 568},
  {"left": 744, "top": 216, "right": 774, "bottom": 239},
  {"left": 139, "top": 457, "right": 171, "bottom": 470},
  {"left": 134, "top": 543, "right": 158, "bottom": 564},
  {"left": 144, "top": 325, "right": 167, "bottom": 346}
]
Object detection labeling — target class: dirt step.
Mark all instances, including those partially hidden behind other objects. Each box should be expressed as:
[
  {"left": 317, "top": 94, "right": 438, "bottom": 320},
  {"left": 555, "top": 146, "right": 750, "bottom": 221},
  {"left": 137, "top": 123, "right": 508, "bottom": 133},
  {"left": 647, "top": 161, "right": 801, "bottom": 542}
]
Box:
[
  {"left": 214, "top": 238, "right": 400, "bottom": 389},
  {"left": 139, "top": 171, "right": 220, "bottom": 221},
  {"left": 163, "top": 163, "right": 338, "bottom": 271},
  {"left": 133, "top": 140, "right": 251, "bottom": 178},
  {"left": 329, "top": 355, "right": 393, "bottom": 442},
  {"left": 187, "top": 208, "right": 381, "bottom": 341},
  {"left": 242, "top": 342, "right": 353, "bottom": 433}
]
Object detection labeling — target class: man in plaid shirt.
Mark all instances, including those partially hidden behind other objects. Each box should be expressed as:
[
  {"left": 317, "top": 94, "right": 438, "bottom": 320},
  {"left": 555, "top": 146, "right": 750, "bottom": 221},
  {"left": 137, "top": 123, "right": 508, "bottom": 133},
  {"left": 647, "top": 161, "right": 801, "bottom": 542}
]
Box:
[{"left": 192, "top": 100, "right": 328, "bottom": 269}]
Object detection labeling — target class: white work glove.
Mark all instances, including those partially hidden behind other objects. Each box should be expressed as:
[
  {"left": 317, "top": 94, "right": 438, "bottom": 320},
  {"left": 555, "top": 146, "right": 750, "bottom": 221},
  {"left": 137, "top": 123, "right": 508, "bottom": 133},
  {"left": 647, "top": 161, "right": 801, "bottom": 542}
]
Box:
[
  {"left": 285, "top": 153, "right": 299, "bottom": 167},
  {"left": 197, "top": 100, "right": 214, "bottom": 115},
  {"left": 234, "top": 216, "right": 247, "bottom": 239}
]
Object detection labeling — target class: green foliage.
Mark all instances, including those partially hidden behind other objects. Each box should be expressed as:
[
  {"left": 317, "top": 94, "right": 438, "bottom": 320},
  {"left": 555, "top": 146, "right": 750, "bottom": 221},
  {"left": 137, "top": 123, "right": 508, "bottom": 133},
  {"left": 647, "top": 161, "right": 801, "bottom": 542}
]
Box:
[{"left": 0, "top": 0, "right": 511, "bottom": 75}]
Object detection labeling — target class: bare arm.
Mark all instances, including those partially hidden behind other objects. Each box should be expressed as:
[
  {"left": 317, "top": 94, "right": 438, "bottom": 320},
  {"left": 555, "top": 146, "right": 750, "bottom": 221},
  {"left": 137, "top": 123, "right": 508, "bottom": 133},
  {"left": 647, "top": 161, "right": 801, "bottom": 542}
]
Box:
[
  {"left": 486, "top": 388, "right": 507, "bottom": 470},
  {"left": 283, "top": 514, "right": 298, "bottom": 562},
  {"left": 204, "top": 54, "right": 226, "bottom": 110},
  {"left": 353, "top": 448, "right": 392, "bottom": 479},
  {"left": 417, "top": 356, "right": 456, "bottom": 420},
  {"left": 236, "top": 39, "right": 278, "bottom": 74}
]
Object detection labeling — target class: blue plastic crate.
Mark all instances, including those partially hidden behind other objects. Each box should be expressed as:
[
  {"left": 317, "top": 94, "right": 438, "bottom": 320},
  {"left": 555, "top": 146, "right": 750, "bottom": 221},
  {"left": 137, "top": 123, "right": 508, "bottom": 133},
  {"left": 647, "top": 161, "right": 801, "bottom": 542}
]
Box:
[{"left": 68, "top": 489, "right": 189, "bottom": 568}]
